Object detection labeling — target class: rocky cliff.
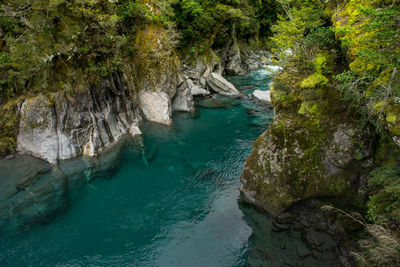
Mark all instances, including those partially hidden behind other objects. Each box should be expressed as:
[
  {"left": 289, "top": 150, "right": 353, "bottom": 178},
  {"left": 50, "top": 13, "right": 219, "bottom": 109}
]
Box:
[
  {"left": 241, "top": 59, "right": 374, "bottom": 216},
  {"left": 12, "top": 41, "right": 268, "bottom": 164}
]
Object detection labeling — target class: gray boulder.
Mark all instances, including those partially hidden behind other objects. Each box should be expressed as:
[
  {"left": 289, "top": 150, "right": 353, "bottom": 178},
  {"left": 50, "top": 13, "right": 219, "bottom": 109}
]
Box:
[
  {"left": 139, "top": 90, "right": 172, "bottom": 125},
  {"left": 187, "top": 79, "right": 210, "bottom": 96},
  {"left": 207, "top": 73, "right": 241, "bottom": 98},
  {"left": 172, "top": 81, "right": 195, "bottom": 112},
  {"left": 17, "top": 73, "right": 143, "bottom": 164}
]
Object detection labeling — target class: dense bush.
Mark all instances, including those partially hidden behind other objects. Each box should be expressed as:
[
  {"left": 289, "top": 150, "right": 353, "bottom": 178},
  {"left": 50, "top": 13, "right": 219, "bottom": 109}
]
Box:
[
  {"left": 172, "top": 0, "right": 279, "bottom": 50},
  {"left": 0, "top": 0, "right": 279, "bottom": 101}
]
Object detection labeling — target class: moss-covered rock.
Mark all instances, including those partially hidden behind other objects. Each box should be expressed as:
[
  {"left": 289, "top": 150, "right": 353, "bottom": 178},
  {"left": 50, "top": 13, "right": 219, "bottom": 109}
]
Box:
[{"left": 241, "top": 66, "right": 374, "bottom": 215}]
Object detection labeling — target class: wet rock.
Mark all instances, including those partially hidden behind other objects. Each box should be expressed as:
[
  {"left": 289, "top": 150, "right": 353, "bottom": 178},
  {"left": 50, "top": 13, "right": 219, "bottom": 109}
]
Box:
[
  {"left": 5, "top": 154, "right": 15, "bottom": 160},
  {"left": 296, "top": 243, "right": 312, "bottom": 259},
  {"left": 302, "top": 230, "right": 330, "bottom": 249},
  {"left": 196, "top": 95, "right": 241, "bottom": 109},
  {"left": 272, "top": 221, "right": 291, "bottom": 232},
  {"left": 207, "top": 73, "right": 241, "bottom": 98},
  {"left": 0, "top": 154, "right": 51, "bottom": 202}
]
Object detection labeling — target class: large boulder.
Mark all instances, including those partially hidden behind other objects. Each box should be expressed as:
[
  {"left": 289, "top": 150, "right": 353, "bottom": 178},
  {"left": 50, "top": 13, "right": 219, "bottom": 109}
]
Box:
[
  {"left": 139, "top": 90, "right": 172, "bottom": 125},
  {"left": 224, "top": 41, "right": 244, "bottom": 75},
  {"left": 17, "top": 96, "right": 60, "bottom": 164},
  {"left": 187, "top": 78, "right": 210, "bottom": 96},
  {"left": 172, "top": 81, "right": 195, "bottom": 112},
  {"left": 241, "top": 79, "right": 373, "bottom": 215},
  {"left": 207, "top": 73, "right": 241, "bottom": 98}
]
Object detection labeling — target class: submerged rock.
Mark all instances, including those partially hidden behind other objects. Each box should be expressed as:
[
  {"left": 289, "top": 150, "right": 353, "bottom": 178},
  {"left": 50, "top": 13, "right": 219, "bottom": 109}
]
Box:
[
  {"left": 0, "top": 136, "right": 140, "bottom": 232},
  {"left": 207, "top": 73, "right": 241, "bottom": 98},
  {"left": 196, "top": 95, "right": 241, "bottom": 109}
]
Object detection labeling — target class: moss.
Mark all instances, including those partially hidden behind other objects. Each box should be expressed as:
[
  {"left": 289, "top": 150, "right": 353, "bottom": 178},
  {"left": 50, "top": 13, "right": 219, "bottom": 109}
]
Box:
[
  {"left": 301, "top": 73, "right": 329, "bottom": 89},
  {"left": 386, "top": 113, "right": 397, "bottom": 123},
  {"left": 0, "top": 101, "right": 19, "bottom": 156},
  {"left": 375, "top": 133, "right": 400, "bottom": 167},
  {"left": 298, "top": 102, "right": 318, "bottom": 115}
]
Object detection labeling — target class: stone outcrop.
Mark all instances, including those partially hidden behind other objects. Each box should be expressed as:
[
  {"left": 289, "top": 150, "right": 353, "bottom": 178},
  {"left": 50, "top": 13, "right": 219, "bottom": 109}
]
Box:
[
  {"left": 225, "top": 41, "right": 243, "bottom": 75},
  {"left": 139, "top": 91, "right": 173, "bottom": 125},
  {"left": 241, "top": 76, "right": 373, "bottom": 215},
  {"left": 17, "top": 73, "right": 142, "bottom": 164},
  {"left": 172, "top": 80, "right": 195, "bottom": 112},
  {"left": 207, "top": 73, "right": 241, "bottom": 98}
]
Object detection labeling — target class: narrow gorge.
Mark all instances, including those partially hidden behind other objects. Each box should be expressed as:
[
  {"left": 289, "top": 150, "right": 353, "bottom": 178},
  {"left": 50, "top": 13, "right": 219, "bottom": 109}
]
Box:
[{"left": 1, "top": 0, "right": 400, "bottom": 266}]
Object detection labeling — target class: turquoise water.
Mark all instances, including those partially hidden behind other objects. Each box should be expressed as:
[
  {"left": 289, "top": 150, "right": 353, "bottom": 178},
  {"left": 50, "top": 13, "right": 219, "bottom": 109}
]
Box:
[{"left": 0, "top": 70, "right": 273, "bottom": 266}]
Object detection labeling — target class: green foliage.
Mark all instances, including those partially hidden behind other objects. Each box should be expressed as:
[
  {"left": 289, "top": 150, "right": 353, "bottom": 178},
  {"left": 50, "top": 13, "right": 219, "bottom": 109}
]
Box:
[
  {"left": 334, "top": 1, "right": 400, "bottom": 133},
  {"left": 0, "top": 103, "right": 18, "bottom": 155},
  {"left": 270, "top": 0, "right": 324, "bottom": 62},
  {"left": 367, "top": 166, "right": 400, "bottom": 225},
  {"left": 172, "top": 0, "right": 279, "bottom": 49},
  {"left": 0, "top": 0, "right": 179, "bottom": 101},
  {"left": 0, "top": 0, "right": 279, "bottom": 101}
]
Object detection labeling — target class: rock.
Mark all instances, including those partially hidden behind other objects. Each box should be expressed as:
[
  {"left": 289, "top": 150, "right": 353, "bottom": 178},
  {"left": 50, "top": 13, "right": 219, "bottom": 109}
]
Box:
[
  {"left": 252, "top": 90, "right": 272, "bottom": 105},
  {"left": 0, "top": 154, "right": 51, "bottom": 202},
  {"left": 17, "top": 95, "right": 60, "bottom": 164},
  {"left": 17, "top": 73, "right": 143, "bottom": 163},
  {"left": 302, "top": 230, "right": 329, "bottom": 248},
  {"left": 295, "top": 243, "right": 312, "bottom": 259},
  {"left": 196, "top": 95, "right": 241, "bottom": 109},
  {"left": 139, "top": 90, "right": 172, "bottom": 125},
  {"left": 187, "top": 79, "right": 210, "bottom": 96},
  {"left": 240, "top": 76, "right": 373, "bottom": 215},
  {"left": 200, "top": 77, "right": 206, "bottom": 88},
  {"left": 226, "top": 50, "right": 243, "bottom": 75},
  {"left": 272, "top": 220, "right": 290, "bottom": 232},
  {"left": 265, "top": 65, "right": 283, "bottom": 75},
  {"left": 172, "top": 81, "right": 195, "bottom": 112},
  {"left": 207, "top": 73, "right": 241, "bottom": 98},
  {"left": 129, "top": 122, "right": 142, "bottom": 137},
  {"left": 5, "top": 154, "right": 15, "bottom": 160}
]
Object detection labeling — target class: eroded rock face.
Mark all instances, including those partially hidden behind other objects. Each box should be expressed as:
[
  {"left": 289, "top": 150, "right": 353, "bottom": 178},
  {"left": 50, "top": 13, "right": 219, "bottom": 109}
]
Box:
[
  {"left": 225, "top": 42, "right": 243, "bottom": 75},
  {"left": 172, "top": 81, "right": 195, "bottom": 113},
  {"left": 139, "top": 91, "right": 172, "bottom": 125},
  {"left": 207, "top": 73, "right": 241, "bottom": 98},
  {"left": 241, "top": 83, "right": 373, "bottom": 215},
  {"left": 17, "top": 73, "right": 142, "bottom": 164}
]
